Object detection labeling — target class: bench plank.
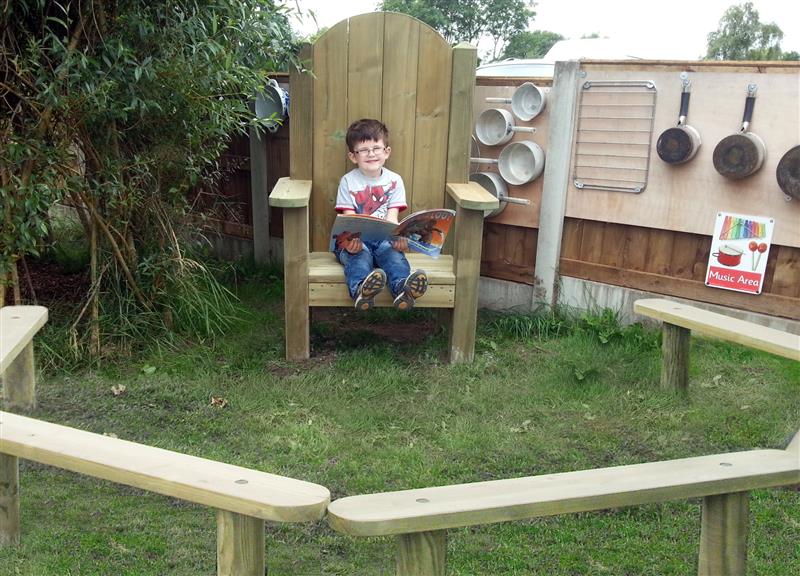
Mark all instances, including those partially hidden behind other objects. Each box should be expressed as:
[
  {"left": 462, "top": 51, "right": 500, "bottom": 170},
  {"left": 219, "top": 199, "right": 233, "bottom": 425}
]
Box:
[
  {"left": 0, "top": 411, "right": 329, "bottom": 522},
  {"left": 308, "top": 252, "right": 457, "bottom": 307},
  {"left": 0, "top": 306, "right": 48, "bottom": 375},
  {"left": 310, "top": 284, "right": 455, "bottom": 308},
  {"left": 634, "top": 299, "right": 800, "bottom": 361},
  {"left": 308, "top": 253, "right": 455, "bottom": 284},
  {"left": 327, "top": 449, "right": 799, "bottom": 536}
]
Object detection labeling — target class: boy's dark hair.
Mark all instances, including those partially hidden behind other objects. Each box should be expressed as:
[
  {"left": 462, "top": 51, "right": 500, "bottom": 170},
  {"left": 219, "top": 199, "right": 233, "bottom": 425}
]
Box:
[{"left": 346, "top": 118, "right": 389, "bottom": 152}]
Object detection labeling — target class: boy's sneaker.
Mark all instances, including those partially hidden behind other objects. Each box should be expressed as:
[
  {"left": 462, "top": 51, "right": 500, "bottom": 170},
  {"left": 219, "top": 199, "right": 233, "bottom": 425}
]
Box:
[
  {"left": 354, "top": 269, "right": 387, "bottom": 311},
  {"left": 393, "top": 270, "right": 428, "bottom": 311}
]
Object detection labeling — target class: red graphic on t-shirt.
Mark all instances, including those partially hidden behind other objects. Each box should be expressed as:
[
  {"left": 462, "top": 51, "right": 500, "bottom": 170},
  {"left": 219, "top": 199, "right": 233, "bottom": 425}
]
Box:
[{"left": 351, "top": 180, "right": 397, "bottom": 215}]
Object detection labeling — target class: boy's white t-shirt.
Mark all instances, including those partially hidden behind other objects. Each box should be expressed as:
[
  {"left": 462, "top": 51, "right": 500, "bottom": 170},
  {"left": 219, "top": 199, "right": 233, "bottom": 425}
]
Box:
[{"left": 335, "top": 167, "right": 407, "bottom": 220}]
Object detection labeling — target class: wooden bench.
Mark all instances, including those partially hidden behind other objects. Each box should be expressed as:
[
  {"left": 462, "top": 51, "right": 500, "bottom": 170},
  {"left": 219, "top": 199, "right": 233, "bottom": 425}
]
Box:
[
  {"left": 327, "top": 438, "right": 800, "bottom": 575},
  {"left": 1, "top": 305, "right": 48, "bottom": 411},
  {"left": 634, "top": 298, "right": 800, "bottom": 392},
  {"left": 0, "top": 411, "right": 330, "bottom": 574}
]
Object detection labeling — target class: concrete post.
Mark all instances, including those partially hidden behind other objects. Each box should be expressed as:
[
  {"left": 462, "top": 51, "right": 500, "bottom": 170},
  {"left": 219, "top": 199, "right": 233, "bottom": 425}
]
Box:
[{"left": 533, "top": 60, "right": 580, "bottom": 309}]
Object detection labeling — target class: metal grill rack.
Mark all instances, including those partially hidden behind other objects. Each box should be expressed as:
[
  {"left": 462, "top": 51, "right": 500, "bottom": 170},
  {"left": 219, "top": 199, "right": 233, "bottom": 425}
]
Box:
[{"left": 573, "top": 80, "right": 658, "bottom": 193}]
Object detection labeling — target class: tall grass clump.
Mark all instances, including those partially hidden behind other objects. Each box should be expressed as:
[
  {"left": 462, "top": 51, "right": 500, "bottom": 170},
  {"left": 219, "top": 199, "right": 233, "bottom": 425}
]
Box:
[{"left": 484, "top": 304, "right": 569, "bottom": 341}]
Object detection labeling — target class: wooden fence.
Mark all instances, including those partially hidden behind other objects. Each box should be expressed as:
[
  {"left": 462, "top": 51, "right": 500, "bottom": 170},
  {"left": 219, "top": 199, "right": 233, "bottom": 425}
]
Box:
[{"left": 201, "top": 64, "right": 800, "bottom": 323}]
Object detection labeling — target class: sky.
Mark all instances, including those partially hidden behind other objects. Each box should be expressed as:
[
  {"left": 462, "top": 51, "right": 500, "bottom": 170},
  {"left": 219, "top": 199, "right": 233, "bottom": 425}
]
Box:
[{"left": 281, "top": 0, "right": 800, "bottom": 61}]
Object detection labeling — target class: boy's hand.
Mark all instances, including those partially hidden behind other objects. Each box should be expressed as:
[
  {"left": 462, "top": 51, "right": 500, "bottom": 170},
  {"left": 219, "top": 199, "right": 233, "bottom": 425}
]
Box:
[
  {"left": 392, "top": 237, "right": 409, "bottom": 252},
  {"left": 343, "top": 237, "right": 363, "bottom": 254}
]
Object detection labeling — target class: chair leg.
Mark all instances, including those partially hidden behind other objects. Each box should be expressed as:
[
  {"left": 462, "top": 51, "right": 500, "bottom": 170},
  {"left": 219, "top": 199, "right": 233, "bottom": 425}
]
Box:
[
  {"left": 450, "top": 298, "right": 475, "bottom": 364},
  {"left": 285, "top": 303, "right": 310, "bottom": 361},
  {"left": 283, "top": 206, "right": 309, "bottom": 360},
  {"left": 449, "top": 207, "right": 484, "bottom": 364}
]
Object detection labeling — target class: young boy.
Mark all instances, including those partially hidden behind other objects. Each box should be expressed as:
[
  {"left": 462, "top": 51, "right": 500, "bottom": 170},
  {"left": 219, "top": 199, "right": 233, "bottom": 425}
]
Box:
[{"left": 333, "top": 118, "right": 428, "bottom": 311}]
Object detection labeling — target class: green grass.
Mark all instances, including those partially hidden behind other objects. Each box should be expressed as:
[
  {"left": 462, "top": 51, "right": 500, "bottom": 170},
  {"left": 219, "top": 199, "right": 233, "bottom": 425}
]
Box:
[{"left": 2, "top": 279, "right": 798, "bottom": 575}]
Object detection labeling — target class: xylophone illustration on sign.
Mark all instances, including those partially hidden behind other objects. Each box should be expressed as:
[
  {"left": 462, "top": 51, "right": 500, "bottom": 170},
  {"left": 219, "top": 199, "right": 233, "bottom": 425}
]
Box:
[{"left": 718, "top": 214, "right": 768, "bottom": 241}]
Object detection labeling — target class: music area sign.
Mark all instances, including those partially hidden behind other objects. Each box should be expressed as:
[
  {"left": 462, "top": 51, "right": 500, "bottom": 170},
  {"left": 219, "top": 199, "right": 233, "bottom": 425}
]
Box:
[{"left": 705, "top": 212, "right": 774, "bottom": 295}]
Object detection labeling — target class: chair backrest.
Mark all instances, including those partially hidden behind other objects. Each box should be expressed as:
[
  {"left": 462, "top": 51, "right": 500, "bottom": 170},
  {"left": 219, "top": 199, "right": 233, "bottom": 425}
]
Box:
[{"left": 289, "top": 12, "right": 476, "bottom": 251}]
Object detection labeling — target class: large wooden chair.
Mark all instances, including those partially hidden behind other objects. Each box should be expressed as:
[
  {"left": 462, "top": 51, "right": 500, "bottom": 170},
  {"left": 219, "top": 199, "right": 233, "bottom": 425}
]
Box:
[{"left": 269, "top": 12, "right": 497, "bottom": 363}]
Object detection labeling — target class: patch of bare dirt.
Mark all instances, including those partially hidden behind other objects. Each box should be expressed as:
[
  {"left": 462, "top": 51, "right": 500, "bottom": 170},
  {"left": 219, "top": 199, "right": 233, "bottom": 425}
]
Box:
[
  {"left": 17, "top": 258, "right": 89, "bottom": 307},
  {"left": 311, "top": 307, "right": 439, "bottom": 349}
]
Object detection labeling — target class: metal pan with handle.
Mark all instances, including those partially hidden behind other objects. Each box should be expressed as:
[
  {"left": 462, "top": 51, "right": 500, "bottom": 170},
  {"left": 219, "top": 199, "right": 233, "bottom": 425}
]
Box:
[
  {"left": 656, "top": 80, "right": 701, "bottom": 164},
  {"left": 713, "top": 84, "right": 766, "bottom": 179},
  {"left": 485, "top": 82, "right": 547, "bottom": 122},
  {"left": 475, "top": 108, "right": 536, "bottom": 146},
  {"left": 776, "top": 145, "right": 800, "bottom": 200},
  {"left": 498, "top": 141, "right": 545, "bottom": 185},
  {"left": 469, "top": 172, "right": 531, "bottom": 218}
]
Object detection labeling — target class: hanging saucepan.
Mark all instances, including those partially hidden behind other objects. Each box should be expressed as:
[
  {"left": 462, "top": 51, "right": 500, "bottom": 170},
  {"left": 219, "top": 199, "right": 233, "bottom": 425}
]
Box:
[
  {"left": 475, "top": 108, "right": 536, "bottom": 146},
  {"left": 470, "top": 136, "right": 498, "bottom": 167},
  {"left": 469, "top": 172, "right": 531, "bottom": 218},
  {"left": 712, "top": 85, "right": 766, "bottom": 179},
  {"left": 656, "top": 81, "right": 701, "bottom": 164},
  {"left": 498, "top": 141, "right": 545, "bottom": 185},
  {"left": 255, "top": 78, "right": 290, "bottom": 132},
  {"left": 776, "top": 145, "right": 800, "bottom": 200},
  {"left": 485, "top": 82, "right": 547, "bottom": 122}
]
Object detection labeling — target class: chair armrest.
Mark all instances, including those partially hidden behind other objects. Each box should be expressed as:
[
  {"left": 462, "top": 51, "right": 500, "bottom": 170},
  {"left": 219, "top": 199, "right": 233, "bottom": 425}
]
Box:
[
  {"left": 269, "top": 177, "right": 312, "bottom": 208},
  {"left": 446, "top": 182, "right": 499, "bottom": 212}
]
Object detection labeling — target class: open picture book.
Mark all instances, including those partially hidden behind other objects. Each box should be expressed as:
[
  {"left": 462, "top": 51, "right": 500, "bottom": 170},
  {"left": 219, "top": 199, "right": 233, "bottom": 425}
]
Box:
[{"left": 329, "top": 209, "right": 456, "bottom": 257}]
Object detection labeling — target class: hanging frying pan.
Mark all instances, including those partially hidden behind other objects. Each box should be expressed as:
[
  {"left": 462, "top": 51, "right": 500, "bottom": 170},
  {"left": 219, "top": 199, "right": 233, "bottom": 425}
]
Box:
[
  {"left": 776, "top": 145, "right": 800, "bottom": 200},
  {"left": 713, "top": 84, "right": 766, "bottom": 179},
  {"left": 656, "top": 81, "right": 701, "bottom": 164}
]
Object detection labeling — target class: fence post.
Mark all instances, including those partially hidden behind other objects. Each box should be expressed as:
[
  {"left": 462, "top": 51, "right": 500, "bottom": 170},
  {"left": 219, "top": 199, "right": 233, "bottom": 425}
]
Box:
[
  {"left": 661, "top": 323, "right": 690, "bottom": 393},
  {"left": 216, "top": 510, "right": 265, "bottom": 576},
  {"left": 0, "top": 454, "right": 20, "bottom": 546},
  {"left": 396, "top": 530, "right": 447, "bottom": 576},
  {"left": 2, "top": 341, "right": 36, "bottom": 411},
  {"left": 698, "top": 491, "right": 748, "bottom": 576},
  {"left": 250, "top": 123, "right": 271, "bottom": 265},
  {"left": 533, "top": 60, "right": 580, "bottom": 308}
]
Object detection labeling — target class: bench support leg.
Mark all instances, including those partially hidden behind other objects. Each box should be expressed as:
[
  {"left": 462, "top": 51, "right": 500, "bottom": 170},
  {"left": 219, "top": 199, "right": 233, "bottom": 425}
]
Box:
[
  {"left": 2, "top": 342, "right": 36, "bottom": 411},
  {"left": 698, "top": 491, "right": 748, "bottom": 576},
  {"left": 216, "top": 510, "right": 264, "bottom": 576},
  {"left": 396, "top": 530, "right": 447, "bottom": 576},
  {"left": 661, "top": 323, "right": 690, "bottom": 394},
  {"left": 0, "top": 454, "right": 20, "bottom": 546}
]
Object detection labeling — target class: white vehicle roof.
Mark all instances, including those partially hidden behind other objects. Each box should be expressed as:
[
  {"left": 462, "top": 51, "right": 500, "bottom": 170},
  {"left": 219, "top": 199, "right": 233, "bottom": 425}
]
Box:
[{"left": 477, "top": 39, "right": 645, "bottom": 77}]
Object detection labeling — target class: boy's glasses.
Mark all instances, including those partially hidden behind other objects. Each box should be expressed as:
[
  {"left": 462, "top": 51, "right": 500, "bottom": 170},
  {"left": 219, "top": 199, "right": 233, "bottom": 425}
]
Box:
[{"left": 353, "top": 146, "right": 387, "bottom": 156}]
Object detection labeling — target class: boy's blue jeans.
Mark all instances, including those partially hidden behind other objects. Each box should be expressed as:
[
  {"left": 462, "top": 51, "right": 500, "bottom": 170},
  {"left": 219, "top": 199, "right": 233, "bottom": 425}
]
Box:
[{"left": 335, "top": 240, "right": 411, "bottom": 299}]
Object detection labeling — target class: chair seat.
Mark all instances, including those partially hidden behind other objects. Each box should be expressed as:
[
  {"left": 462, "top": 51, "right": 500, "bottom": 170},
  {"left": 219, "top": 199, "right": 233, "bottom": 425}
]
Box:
[{"left": 308, "top": 252, "right": 455, "bottom": 307}]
